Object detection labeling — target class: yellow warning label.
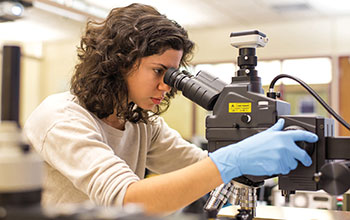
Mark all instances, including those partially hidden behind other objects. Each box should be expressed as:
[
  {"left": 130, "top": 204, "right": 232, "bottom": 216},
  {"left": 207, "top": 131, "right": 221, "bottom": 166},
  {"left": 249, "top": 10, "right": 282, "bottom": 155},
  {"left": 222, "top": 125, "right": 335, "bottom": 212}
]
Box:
[{"left": 228, "top": 103, "right": 252, "bottom": 113}]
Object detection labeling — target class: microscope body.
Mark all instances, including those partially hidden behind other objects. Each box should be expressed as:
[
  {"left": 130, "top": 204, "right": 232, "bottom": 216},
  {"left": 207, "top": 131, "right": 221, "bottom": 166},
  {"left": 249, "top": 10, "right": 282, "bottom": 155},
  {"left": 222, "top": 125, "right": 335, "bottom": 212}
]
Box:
[
  {"left": 206, "top": 79, "right": 290, "bottom": 151},
  {"left": 202, "top": 71, "right": 336, "bottom": 219},
  {"left": 164, "top": 30, "right": 350, "bottom": 219},
  {"left": 206, "top": 80, "right": 335, "bottom": 190}
]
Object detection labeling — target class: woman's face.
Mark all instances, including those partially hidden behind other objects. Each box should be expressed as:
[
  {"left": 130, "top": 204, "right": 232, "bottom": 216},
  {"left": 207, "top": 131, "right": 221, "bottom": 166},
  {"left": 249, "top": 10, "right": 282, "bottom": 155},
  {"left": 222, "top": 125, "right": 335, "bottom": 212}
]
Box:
[{"left": 125, "top": 49, "right": 183, "bottom": 111}]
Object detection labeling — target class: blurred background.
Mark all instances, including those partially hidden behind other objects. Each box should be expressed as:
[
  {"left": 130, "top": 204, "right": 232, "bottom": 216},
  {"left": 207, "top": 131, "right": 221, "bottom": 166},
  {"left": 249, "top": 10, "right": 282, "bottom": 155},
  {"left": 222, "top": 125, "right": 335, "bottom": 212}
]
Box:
[{"left": 1, "top": 0, "right": 350, "bottom": 141}]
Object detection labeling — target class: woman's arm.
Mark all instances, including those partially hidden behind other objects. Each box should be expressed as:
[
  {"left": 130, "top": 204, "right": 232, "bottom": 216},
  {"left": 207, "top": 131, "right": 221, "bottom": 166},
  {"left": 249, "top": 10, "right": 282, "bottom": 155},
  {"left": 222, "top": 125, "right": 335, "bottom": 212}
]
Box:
[
  {"left": 124, "top": 119, "right": 319, "bottom": 215},
  {"left": 123, "top": 157, "right": 222, "bottom": 214}
]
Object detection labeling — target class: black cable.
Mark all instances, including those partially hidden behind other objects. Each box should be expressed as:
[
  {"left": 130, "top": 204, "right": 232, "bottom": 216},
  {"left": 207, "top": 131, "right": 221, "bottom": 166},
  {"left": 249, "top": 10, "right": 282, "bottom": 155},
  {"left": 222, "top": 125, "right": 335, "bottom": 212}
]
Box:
[{"left": 269, "top": 74, "right": 350, "bottom": 130}]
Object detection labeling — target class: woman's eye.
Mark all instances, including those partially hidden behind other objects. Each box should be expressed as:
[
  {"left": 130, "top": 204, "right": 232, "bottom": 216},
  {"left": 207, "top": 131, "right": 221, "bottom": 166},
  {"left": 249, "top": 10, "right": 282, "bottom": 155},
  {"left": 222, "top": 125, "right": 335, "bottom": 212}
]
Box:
[{"left": 154, "top": 68, "right": 165, "bottom": 75}]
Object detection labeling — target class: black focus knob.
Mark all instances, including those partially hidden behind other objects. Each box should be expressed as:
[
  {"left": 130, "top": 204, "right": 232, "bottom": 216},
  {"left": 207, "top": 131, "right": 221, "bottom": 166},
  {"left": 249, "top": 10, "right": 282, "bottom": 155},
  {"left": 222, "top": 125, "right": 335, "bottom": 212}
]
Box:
[
  {"left": 283, "top": 125, "right": 314, "bottom": 156},
  {"left": 241, "top": 114, "right": 251, "bottom": 124},
  {"left": 319, "top": 161, "right": 350, "bottom": 195}
]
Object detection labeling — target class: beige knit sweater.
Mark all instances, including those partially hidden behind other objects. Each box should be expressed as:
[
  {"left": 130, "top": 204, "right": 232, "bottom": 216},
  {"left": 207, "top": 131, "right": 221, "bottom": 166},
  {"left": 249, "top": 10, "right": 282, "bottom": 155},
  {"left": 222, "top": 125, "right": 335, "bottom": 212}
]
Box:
[{"left": 24, "top": 92, "right": 207, "bottom": 207}]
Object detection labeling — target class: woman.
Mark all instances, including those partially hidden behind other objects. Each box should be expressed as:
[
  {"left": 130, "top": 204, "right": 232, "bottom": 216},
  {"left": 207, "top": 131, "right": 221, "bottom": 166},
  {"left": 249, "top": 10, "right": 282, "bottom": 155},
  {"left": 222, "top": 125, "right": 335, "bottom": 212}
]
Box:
[{"left": 24, "top": 3, "right": 318, "bottom": 215}]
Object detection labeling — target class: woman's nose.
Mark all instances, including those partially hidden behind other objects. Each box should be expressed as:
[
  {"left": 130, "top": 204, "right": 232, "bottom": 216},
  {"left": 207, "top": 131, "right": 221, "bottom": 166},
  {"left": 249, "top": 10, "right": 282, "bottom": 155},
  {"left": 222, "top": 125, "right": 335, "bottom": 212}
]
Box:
[{"left": 158, "top": 76, "right": 171, "bottom": 92}]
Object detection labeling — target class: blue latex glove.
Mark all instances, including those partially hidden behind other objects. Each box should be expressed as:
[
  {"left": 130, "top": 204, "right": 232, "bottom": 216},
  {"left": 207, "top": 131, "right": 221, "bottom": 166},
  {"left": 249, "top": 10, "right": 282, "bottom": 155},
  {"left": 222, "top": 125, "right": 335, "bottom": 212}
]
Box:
[{"left": 209, "top": 118, "right": 319, "bottom": 184}]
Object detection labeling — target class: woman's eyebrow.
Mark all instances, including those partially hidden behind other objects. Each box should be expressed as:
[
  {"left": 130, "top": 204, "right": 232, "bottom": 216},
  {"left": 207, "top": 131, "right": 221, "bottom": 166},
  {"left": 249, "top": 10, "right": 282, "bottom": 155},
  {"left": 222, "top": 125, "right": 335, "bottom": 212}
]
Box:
[{"left": 153, "top": 63, "right": 170, "bottom": 70}]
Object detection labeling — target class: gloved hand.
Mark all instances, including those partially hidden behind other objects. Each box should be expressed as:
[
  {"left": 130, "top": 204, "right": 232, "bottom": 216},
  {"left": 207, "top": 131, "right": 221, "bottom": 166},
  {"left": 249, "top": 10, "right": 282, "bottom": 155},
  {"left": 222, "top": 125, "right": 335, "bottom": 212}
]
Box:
[{"left": 209, "top": 118, "right": 319, "bottom": 184}]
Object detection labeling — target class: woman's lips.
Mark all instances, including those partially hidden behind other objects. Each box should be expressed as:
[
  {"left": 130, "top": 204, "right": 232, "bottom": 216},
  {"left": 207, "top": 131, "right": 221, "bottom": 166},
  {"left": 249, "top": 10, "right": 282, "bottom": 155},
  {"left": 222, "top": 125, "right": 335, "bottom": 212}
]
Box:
[{"left": 151, "top": 97, "right": 163, "bottom": 105}]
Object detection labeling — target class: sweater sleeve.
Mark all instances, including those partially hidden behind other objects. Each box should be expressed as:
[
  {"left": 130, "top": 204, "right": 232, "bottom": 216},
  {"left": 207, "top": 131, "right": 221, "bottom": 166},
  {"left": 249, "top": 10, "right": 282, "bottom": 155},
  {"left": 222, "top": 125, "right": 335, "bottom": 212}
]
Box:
[
  {"left": 25, "top": 113, "right": 139, "bottom": 206},
  {"left": 146, "top": 117, "right": 208, "bottom": 174},
  {"left": 42, "top": 118, "right": 140, "bottom": 206}
]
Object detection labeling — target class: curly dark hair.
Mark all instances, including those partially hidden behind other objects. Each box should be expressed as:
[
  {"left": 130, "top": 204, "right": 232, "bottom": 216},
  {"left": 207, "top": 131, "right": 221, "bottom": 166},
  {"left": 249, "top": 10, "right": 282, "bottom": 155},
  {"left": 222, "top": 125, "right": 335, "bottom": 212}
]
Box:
[{"left": 70, "top": 3, "right": 194, "bottom": 123}]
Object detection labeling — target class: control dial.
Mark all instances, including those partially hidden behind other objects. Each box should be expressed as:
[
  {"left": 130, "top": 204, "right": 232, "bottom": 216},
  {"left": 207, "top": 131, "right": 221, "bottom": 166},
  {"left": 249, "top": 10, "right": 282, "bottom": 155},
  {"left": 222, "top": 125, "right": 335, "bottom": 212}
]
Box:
[{"left": 283, "top": 125, "right": 314, "bottom": 156}]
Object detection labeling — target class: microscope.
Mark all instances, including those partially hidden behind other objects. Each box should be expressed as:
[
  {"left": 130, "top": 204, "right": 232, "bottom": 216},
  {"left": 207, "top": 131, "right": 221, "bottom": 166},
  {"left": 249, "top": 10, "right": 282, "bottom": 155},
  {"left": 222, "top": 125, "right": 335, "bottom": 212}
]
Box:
[{"left": 164, "top": 30, "right": 350, "bottom": 219}]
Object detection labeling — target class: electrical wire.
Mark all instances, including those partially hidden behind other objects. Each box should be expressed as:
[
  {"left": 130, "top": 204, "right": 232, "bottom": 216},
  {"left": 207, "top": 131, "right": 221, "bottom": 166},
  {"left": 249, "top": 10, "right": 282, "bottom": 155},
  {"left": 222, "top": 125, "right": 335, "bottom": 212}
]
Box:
[{"left": 269, "top": 74, "right": 350, "bottom": 130}]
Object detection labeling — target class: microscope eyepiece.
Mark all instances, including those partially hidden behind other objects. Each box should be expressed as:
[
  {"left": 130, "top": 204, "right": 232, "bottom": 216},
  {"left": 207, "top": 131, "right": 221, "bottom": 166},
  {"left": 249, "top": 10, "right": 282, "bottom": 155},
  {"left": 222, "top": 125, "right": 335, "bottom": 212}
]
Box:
[
  {"left": 164, "top": 68, "right": 227, "bottom": 110},
  {"left": 163, "top": 67, "right": 190, "bottom": 91}
]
